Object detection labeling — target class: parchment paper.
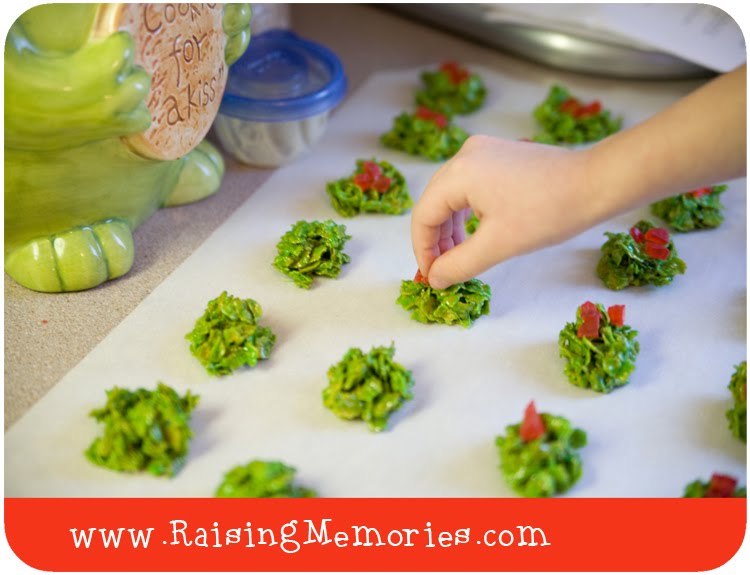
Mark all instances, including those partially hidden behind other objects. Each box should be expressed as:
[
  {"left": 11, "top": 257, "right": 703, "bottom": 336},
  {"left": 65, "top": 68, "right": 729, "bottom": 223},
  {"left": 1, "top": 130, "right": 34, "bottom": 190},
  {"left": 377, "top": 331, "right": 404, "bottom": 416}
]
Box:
[{"left": 5, "top": 68, "right": 746, "bottom": 497}]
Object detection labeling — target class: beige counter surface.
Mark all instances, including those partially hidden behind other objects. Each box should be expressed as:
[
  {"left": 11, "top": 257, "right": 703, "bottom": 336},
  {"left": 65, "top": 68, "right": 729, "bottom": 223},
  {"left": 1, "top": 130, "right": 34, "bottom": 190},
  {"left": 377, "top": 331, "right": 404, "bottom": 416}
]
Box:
[{"left": 4, "top": 4, "right": 702, "bottom": 429}]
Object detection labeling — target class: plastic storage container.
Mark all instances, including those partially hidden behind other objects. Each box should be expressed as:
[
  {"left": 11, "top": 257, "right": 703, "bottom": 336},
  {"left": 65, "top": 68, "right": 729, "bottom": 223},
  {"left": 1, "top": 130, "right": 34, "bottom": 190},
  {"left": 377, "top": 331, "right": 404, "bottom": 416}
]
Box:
[{"left": 214, "top": 29, "right": 347, "bottom": 167}]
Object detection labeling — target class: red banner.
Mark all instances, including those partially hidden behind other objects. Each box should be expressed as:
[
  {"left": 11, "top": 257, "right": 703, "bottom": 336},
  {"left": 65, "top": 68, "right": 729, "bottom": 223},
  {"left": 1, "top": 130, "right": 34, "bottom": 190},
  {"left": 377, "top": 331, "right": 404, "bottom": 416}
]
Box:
[{"left": 3, "top": 498, "right": 747, "bottom": 572}]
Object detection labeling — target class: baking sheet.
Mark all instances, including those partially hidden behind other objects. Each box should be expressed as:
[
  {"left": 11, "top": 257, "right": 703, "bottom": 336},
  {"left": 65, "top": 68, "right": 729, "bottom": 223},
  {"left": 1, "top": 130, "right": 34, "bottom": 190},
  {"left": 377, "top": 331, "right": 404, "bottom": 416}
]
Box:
[{"left": 5, "top": 67, "right": 747, "bottom": 497}]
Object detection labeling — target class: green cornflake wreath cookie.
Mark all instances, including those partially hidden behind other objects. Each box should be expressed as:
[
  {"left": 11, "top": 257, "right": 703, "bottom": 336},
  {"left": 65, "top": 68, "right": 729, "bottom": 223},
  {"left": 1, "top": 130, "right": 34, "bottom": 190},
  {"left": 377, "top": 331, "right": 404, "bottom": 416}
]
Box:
[
  {"left": 465, "top": 212, "right": 480, "bottom": 235},
  {"left": 215, "top": 460, "right": 317, "bottom": 498},
  {"left": 326, "top": 159, "right": 412, "bottom": 217},
  {"left": 186, "top": 291, "right": 276, "bottom": 376},
  {"left": 323, "top": 343, "right": 415, "bottom": 432},
  {"left": 495, "top": 401, "right": 587, "bottom": 497},
  {"left": 85, "top": 383, "right": 199, "bottom": 477},
  {"left": 415, "top": 61, "right": 486, "bottom": 117},
  {"left": 532, "top": 85, "right": 621, "bottom": 145},
  {"left": 380, "top": 106, "right": 468, "bottom": 161},
  {"left": 597, "top": 220, "right": 686, "bottom": 290},
  {"left": 650, "top": 185, "right": 728, "bottom": 232},
  {"left": 726, "top": 361, "right": 747, "bottom": 443},
  {"left": 683, "top": 473, "right": 746, "bottom": 498},
  {"left": 559, "top": 301, "right": 639, "bottom": 393},
  {"left": 397, "top": 270, "right": 491, "bottom": 328},
  {"left": 274, "top": 219, "right": 351, "bottom": 289}
]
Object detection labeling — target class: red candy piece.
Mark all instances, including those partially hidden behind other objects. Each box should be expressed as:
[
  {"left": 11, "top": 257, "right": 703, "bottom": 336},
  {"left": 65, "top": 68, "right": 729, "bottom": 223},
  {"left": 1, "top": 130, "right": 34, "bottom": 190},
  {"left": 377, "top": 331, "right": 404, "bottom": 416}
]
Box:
[
  {"left": 362, "top": 161, "right": 382, "bottom": 178},
  {"left": 519, "top": 401, "right": 546, "bottom": 442},
  {"left": 645, "top": 227, "right": 670, "bottom": 246},
  {"left": 415, "top": 106, "right": 448, "bottom": 129},
  {"left": 644, "top": 242, "right": 670, "bottom": 260},
  {"left": 629, "top": 226, "right": 645, "bottom": 243},
  {"left": 577, "top": 301, "right": 601, "bottom": 338},
  {"left": 580, "top": 301, "right": 599, "bottom": 318},
  {"left": 353, "top": 161, "right": 390, "bottom": 192},
  {"left": 705, "top": 473, "right": 738, "bottom": 498},
  {"left": 607, "top": 304, "right": 625, "bottom": 327},
  {"left": 372, "top": 175, "right": 392, "bottom": 193},
  {"left": 577, "top": 319, "right": 600, "bottom": 339},
  {"left": 560, "top": 97, "right": 603, "bottom": 118},
  {"left": 559, "top": 97, "right": 581, "bottom": 116},
  {"left": 440, "top": 61, "right": 469, "bottom": 85},
  {"left": 414, "top": 269, "right": 429, "bottom": 285},
  {"left": 577, "top": 100, "right": 602, "bottom": 117},
  {"left": 353, "top": 172, "right": 372, "bottom": 190},
  {"left": 433, "top": 116, "right": 448, "bottom": 129},
  {"left": 690, "top": 187, "right": 712, "bottom": 198}
]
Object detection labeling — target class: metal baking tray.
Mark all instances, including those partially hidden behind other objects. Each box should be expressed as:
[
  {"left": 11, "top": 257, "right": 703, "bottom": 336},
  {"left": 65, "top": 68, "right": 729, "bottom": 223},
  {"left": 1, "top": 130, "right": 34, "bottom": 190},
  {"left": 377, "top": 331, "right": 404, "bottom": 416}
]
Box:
[{"left": 384, "top": 3, "right": 714, "bottom": 79}]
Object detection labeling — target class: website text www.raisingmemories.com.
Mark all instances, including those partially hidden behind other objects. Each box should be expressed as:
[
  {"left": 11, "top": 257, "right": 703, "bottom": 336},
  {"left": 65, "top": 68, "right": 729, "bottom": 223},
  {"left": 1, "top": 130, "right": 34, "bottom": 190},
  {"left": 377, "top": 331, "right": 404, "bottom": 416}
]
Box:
[{"left": 69, "top": 518, "right": 551, "bottom": 552}]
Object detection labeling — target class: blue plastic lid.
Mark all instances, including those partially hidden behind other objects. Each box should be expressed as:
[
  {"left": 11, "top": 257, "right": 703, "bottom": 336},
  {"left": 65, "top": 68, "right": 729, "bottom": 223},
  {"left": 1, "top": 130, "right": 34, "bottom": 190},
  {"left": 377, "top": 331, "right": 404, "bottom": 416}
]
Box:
[{"left": 219, "top": 29, "right": 347, "bottom": 123}]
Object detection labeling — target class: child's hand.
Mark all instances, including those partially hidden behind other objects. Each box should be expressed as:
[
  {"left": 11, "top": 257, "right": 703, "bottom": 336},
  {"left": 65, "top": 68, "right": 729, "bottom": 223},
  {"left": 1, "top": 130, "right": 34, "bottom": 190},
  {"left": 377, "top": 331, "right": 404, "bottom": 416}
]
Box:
[
  {"left": 412, "top": 135, "right": 596, "bottom": 289},
  {"left": 411, "top": 66, "right": 745, "bottom": 290}
]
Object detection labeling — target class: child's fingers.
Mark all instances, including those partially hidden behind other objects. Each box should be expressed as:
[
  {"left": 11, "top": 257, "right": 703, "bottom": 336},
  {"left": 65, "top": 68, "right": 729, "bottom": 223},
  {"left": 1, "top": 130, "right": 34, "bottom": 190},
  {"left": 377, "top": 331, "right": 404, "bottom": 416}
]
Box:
[
  {"left": 427, "top": 225, "right": 497, "bottom": 289},
  {"left": 411, "top": 221, "right": 441, "bottom": 276},
  {"left": 438, "top": 217, "right": 455, "bottom": 253},
  {"left": 411, "top": 172, "right": 469, "bottom": 274},
  {"left": 451, "top": 209, "right": 467, "bottom": 247}
]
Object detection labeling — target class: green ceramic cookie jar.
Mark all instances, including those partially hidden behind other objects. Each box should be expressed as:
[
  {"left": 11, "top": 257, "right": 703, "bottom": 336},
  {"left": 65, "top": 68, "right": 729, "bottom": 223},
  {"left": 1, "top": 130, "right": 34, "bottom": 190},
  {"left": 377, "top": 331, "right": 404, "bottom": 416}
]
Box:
[{"left": 4, "top": 3, "right": 251, "bottom": 292}]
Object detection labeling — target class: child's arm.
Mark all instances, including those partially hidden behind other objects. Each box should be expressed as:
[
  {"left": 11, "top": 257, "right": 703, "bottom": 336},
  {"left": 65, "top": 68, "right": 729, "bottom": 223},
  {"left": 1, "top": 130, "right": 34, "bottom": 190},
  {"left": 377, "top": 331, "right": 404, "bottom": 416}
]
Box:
[{"left": 412, "top": 65, "right": 746, "bottom": 290}]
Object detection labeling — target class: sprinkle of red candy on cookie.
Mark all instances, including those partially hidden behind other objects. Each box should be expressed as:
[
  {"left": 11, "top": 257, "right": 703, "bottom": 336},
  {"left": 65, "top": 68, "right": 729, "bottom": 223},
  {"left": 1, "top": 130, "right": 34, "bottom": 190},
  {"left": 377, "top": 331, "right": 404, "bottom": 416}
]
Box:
[
  {"left": 414, "top": 269, "right": 429, "bottom": 285},
  {"left": 629, "top": 226, "right": 644, "bottom": 243},
  {"left": 577, "top": 320, "right": 600, "bottom": 339},
  {"left": 629, "top": 225, "right": 671, "bottom": 260},
  {"left": 353, "top": 161, "right": 391, "bottom": 193},
  {"left": 372, "top": 175, "right": 392, "bottom": 193},
  {"left": 580, "top": 301, "right": 599, "bottom": 318},
  {"left": 559, "top": 98, "right": 581, "bottom": 115},
  {"left": 440, "top": 61, "right": 469, "bottom": 85},
  {"left": 577, "top": 100, "right": 602, "bottom": 117},
  {"left": 415, "top": 106, "right": 448, "bottom": 129},
  {"left": 577, "top": 301, "right": 601, "bottom": 338},
  {"left": 559, "top": 97, "right": 602, "bottom": 119},
  {"left": 519, "top": 401, "right": 546, "bottom": 442},
  {"left": 705, "top": 473, "right": 738, "bottom": 497},
  {"left": 644, "top": 242, "right": 670, "bottom": 260},
  {"left": 645, "top": 227, "right": 670, "bottom": 246},
  {"left": 362, "top": 161, "right": 381, "bottom": 177},
  {"left": 689, "top": 187, "right": 712, "bottom": 198},
  {"left": 352, "top": 172, "right": 371, "bottom": 189},
  {"left": 607, "top": 305, "right": 625, "bottom": 327}
]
